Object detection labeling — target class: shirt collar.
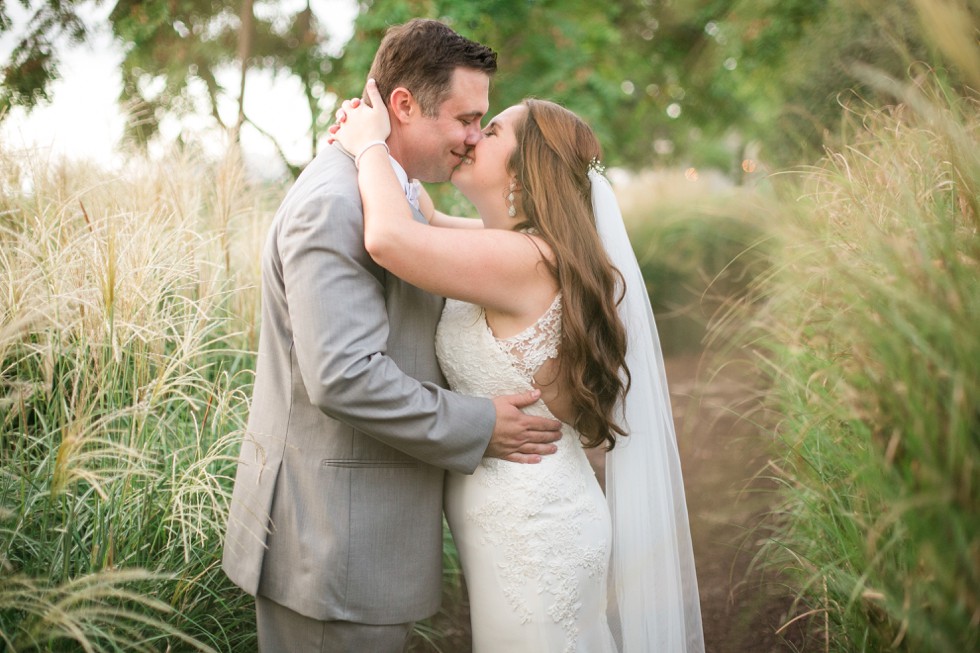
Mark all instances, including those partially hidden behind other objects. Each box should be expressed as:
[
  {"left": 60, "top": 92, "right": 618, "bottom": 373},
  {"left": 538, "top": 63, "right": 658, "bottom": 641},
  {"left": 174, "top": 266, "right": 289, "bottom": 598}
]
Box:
[
  {"left": 333, "top": 141, "right": 419, "bottom": 210},
  {"left": 388, "top": 155, "right": 421, "bottom": 210}
]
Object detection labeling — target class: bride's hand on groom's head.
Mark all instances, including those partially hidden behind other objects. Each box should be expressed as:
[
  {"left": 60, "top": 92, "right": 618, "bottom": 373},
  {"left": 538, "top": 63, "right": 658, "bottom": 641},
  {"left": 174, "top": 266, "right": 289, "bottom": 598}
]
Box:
[
  {"left": 325, "top": 101, "right": 357, "bottom": 145},
  {"left": 330, "top": 79, "right": 391, "bottom": 152}
]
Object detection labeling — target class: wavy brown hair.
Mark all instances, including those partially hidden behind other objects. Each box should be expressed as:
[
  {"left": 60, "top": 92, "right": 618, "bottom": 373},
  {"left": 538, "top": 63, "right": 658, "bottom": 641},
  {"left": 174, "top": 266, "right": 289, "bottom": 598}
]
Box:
[{"left": 509, "top": 99, "right": 630, "bottom": 450}]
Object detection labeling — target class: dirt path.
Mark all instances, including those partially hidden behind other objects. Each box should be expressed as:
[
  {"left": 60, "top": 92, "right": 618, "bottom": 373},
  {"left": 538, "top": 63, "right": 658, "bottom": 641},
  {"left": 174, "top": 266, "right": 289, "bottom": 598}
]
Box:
[{"left": 666, "top": 352, "right": 804, "bottom": 652}]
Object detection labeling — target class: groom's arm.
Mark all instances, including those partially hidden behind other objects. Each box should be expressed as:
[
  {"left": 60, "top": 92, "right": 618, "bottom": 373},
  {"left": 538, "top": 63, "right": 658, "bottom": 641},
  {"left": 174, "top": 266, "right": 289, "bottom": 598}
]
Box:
[{"left": 279, "top": 190, "right": 495, "bottom": 473}]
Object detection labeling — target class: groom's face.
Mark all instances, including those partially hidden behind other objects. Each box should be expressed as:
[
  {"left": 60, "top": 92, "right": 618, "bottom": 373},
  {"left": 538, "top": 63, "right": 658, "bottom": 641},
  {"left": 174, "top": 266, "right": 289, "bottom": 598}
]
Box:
[{"left": 398, "top": 67, "right": 490, "bottom": 183}]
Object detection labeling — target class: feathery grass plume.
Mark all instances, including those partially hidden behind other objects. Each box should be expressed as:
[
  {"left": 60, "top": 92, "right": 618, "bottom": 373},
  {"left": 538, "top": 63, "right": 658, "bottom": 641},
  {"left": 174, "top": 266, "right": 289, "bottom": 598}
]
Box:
[
  {"left": 746, "top": 70, "right": 978, "bottom": 652},
  {"left": 911, "top": 0, "right": 980, "bottom": 89},
  {"left": 209, "top": 145, "right": 273, "bottom": 353},
  {"left": 0, "top": 142, "right": 273, "bottom": 650},
  {"left": 0, "top": 569, "right": 215, "bottom": 653}
]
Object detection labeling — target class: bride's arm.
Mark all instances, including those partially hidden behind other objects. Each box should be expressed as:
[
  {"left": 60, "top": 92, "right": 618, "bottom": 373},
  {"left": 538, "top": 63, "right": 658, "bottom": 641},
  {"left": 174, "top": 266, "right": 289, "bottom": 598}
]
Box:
[
  {"left": 354, "top": 143, "right": 548, "bottom": 315},
  {"left": 336, "top": 81, "right": 550, "bottom": 316},
  {"left": 430, "top": 212, "right": 483, "bottom": 229},
  {"left": 418, "top": 186, "right": 483, "bottom": 229}
]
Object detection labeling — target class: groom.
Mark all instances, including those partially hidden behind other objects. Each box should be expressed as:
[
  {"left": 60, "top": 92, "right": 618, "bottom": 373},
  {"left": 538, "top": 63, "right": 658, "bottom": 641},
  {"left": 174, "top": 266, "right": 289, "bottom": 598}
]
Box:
[{"left": 222, "top": 18, "right": 562, "bottom": 652}]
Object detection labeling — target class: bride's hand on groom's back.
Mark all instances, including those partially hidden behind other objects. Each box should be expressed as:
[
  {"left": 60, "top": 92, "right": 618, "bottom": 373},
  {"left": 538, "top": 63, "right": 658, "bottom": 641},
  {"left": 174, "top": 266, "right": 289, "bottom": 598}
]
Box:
[{"left": 486, "top": 390, "right": 562, "bottom": 464}]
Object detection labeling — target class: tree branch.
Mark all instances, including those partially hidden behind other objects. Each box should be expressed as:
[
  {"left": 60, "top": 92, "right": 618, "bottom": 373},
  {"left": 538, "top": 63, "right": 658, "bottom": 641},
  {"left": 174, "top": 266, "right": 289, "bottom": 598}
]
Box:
[
  {"left": 242, "top": 112, "right": 303, "bottom": 179},
  {"left": 235, "top": 0, "right": 254, "bottom": 140}
]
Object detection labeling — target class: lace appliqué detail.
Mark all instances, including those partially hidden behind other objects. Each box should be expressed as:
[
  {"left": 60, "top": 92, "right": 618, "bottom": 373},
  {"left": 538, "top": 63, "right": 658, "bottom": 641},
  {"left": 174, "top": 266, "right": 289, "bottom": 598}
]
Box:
[
  {"left": 491, "top": 293, "right": 562, "bottom": 382},
  {"left": 471, "top": 448, "right": 607, "bottom": 653}
]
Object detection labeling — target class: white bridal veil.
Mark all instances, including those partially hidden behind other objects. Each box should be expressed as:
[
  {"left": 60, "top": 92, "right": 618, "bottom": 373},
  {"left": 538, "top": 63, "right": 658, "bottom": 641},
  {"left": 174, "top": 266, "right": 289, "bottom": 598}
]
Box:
[{"left": 590, "top": 168, "right": 705, "bottom": 653}]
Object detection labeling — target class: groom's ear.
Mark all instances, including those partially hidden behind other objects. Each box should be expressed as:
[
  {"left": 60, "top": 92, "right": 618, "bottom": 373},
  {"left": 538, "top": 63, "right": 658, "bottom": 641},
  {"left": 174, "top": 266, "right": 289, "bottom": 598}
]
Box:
[{"left": 389, "top": 87, "right": 417, "bottom": 125}]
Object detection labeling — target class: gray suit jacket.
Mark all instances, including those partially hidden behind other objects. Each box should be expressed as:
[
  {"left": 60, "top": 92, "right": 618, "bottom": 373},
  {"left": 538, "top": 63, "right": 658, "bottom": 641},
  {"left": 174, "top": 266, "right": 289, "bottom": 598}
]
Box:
[{"left": 222, "top": 144, "right": 496, "bottom": 624}]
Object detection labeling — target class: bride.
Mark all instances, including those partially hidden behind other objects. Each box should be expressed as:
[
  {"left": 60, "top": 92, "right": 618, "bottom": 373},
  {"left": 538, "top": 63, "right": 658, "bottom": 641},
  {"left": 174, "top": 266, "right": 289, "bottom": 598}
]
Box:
[{"left": 334, "top": 80, "right": 703, "bottom": 652}]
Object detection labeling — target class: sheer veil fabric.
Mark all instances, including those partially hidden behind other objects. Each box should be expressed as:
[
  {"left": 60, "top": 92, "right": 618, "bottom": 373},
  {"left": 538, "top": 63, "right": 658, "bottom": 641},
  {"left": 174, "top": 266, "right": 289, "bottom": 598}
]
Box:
[{"left": 591, "top": 169, "right": 705, "bottom": 652}]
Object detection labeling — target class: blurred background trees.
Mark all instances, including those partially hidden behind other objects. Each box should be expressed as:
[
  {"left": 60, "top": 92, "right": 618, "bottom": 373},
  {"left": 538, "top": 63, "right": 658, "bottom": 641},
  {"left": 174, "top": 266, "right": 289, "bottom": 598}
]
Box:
[
  {"left": 0, "top": 0, "right": 94, "bottom": 113},
  {"left": 3, "top": 0, "right": 974, "bottom": 175}
]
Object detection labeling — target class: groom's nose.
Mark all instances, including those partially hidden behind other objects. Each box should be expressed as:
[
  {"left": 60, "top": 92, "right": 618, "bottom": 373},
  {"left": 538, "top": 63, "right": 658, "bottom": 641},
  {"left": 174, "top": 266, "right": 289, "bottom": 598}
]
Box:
[{"left": 464, "top": 125, "right": 483, "bottom": 146}]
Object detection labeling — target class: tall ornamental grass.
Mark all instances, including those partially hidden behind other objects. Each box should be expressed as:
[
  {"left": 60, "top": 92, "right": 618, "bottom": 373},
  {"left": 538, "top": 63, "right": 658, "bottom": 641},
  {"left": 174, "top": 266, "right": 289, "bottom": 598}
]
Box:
[
  {"left": 749, "top": 72, "right": 979, "bottom": 652},
  {"left": 628, "top": 192, "right": 770, "bottom": 354},
  {"left": 0, "top": 145, "right": 271, "bottom": 651}
]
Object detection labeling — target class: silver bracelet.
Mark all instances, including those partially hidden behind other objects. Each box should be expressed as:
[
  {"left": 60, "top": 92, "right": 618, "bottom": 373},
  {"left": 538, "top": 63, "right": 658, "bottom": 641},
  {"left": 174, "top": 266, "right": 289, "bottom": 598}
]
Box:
[{"left": 354, "top": 140, "right": 390, "bottom": 169}]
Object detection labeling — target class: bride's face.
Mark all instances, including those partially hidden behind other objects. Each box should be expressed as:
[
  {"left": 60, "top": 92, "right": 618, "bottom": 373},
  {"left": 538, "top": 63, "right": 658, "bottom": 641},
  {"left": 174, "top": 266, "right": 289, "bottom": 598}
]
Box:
[{"left": 451, "top": 104, "right": 525, "bottom": 215}]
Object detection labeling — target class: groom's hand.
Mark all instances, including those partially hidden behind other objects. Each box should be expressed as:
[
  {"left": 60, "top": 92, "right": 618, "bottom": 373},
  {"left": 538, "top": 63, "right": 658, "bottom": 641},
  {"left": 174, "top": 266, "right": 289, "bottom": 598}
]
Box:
[{"left": 485, "top": 390, "right": 562, "bottom": 464}]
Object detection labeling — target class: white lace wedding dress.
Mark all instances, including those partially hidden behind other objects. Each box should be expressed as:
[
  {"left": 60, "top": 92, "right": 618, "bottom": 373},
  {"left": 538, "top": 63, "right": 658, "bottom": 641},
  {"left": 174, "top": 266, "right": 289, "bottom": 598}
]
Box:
[{"left": 437, "top": 294, "right": 618, "bottom": 653}]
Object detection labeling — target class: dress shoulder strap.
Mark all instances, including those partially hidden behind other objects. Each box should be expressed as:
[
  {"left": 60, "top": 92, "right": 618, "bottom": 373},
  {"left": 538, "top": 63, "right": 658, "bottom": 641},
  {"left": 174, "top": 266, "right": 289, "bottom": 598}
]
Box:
[{"left": 493, "top": 293, "right": 562, "bottom": 380}]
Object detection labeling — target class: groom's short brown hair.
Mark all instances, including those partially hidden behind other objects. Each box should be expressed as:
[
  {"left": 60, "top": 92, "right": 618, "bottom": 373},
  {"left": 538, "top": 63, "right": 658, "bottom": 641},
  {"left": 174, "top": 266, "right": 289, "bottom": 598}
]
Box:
[{"left": 368, "top": 18, "right": 497, "bottom": 117}]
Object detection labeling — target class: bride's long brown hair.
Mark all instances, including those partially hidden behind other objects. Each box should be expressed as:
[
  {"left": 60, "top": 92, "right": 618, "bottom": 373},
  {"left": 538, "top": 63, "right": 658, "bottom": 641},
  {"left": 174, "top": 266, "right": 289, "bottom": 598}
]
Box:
[{"left": 509, "top": 99, "right": 630, "bottom": 450}]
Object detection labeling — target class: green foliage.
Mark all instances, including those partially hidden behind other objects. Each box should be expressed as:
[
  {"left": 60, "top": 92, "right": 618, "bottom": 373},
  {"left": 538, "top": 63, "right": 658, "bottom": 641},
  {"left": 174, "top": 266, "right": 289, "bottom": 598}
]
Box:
[
  {"left": 0, "top": 0, "right": 101, "bottom": 115},
  {"left": 110, "top": 0, "right": 242, "bottom": 143},
  {"left": 713, "top": 0, "right": 964, "bottom": 165},
  {"left": 327, "top": 0, "right": 969, "bottom": 171},
  {"left": 9, "top": 0, "right": 971, "bottom": 177},
  {"left": 335, "top": 0, "right": 724, "bottom": 168},
  {"left": 109, "top": 0, "right": 334, "bottom": 174},
  {"left": 746, "top": 73, "right": 980, "bottom": 651}
]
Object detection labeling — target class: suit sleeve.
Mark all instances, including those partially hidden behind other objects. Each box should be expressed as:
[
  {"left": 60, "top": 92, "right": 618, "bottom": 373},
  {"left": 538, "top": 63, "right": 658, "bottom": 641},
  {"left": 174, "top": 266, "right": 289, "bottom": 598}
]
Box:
[{"left": 279, "top": 190, "right": 495, "bottom": 474}]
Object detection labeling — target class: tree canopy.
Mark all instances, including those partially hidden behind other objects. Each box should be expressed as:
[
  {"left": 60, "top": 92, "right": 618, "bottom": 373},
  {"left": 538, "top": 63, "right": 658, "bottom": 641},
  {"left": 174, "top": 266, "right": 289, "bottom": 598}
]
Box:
[
  {"left": 2, "top": 0, "right": 973, "bottom": 173},
  {"left": 0, "top": 0, "right": 99, "bottom": 114}
]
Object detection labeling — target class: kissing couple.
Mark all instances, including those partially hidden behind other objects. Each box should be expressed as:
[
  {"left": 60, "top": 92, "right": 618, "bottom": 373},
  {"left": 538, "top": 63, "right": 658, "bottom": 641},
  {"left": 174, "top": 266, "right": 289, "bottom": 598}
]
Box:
[{"left": 223, "top": 17, "right": 703, "bottom": 653}]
